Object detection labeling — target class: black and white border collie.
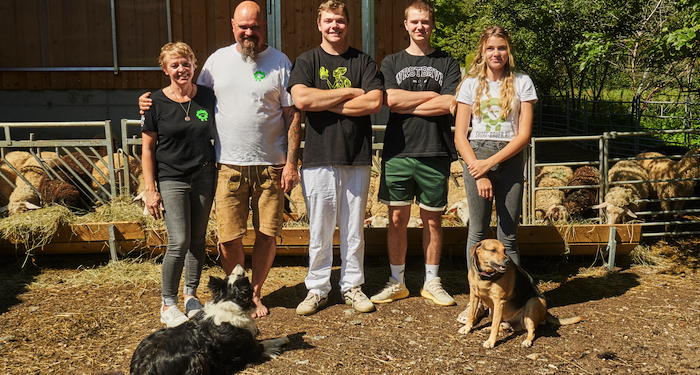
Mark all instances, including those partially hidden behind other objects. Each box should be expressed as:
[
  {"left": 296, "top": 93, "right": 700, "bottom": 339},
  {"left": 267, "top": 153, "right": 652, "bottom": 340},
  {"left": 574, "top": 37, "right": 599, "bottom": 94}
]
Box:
[{"left": 130, "top": 265, "right": 289, "bottom": 375}]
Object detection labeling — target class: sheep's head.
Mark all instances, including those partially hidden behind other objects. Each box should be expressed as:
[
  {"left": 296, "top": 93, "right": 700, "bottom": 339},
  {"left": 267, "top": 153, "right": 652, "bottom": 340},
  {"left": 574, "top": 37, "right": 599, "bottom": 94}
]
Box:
[
  {"left": 546, "top": 204, "right": 569, "bottom": 222},
  {"left": 592, "top": 202, "right": 637, "bottom": 224}
]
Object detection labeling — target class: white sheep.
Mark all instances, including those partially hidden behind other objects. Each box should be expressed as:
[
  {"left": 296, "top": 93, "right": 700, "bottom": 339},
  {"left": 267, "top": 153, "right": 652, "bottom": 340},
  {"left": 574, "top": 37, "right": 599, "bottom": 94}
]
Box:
[
  {"left": 593, "top": 160, "right": 650, "bottom": 224},
  {"left": 447, "top": 198, "right": 469, "bottom": 225},
  {"left": 364, "top": 215, "right": 389, "bottom": 228},
  {"left": 534, "top": 166, "right": 573, "bottom": 222}
]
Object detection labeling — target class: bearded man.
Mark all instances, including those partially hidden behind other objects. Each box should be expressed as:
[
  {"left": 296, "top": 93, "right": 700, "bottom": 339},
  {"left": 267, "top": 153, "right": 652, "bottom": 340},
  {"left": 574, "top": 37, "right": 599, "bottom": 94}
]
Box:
[{"left": 139, "top": 1, "right": 301, "bottom": 318}]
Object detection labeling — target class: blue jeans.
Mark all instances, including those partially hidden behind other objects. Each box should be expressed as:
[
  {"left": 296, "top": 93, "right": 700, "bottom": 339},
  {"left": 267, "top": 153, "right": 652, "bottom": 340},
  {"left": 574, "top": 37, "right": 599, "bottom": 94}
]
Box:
[
  {"left": 159, "top": 163, "right": 216, "bottom": 306},
  {"left": 463, "top": 140, "right": 525, "bottom": 268}
]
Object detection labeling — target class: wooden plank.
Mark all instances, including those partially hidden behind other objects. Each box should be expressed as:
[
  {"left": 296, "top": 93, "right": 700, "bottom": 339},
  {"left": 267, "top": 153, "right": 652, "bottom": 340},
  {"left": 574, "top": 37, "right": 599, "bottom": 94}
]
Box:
[
  {"left": 0, "top": 1, "right": 19, "bottom": 68},
  {"left": 190, "top": 0, "right": 208, "bottom": 65},
  {"left": 0, "top": 221, "right": 640, "bottom": 257},
  {"left": 171, "top": 0, "right": 184, "bottom": 42}
]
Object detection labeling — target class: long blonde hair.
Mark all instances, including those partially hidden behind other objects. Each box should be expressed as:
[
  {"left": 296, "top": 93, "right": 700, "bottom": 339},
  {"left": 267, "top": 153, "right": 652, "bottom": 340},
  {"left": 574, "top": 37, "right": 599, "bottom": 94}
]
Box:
[{"left": 450, "top": 26, "right": 516, "bottom": 119}]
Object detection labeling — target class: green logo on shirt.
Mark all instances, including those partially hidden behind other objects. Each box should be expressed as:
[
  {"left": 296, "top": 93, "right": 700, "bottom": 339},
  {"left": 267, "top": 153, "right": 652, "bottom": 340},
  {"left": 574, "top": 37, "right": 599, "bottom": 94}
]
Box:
[
  {"left": 196, "top": 109, "right": 208, "bottom": 122},
  {"left": 480, "top": 98, "right": 503, "bottom": 131},
  {"left": 254, "top": 71, "right": 266, "bottom": 81},
  {"left": 319, "top": 66, "right": 352, "bottom": 89}
]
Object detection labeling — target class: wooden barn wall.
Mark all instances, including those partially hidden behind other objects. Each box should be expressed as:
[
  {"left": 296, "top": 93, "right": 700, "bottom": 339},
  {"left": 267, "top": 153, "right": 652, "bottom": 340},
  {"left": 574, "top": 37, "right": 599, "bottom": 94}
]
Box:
[{"left": 0, "top": 0, "right": 412, "bottom": 91}]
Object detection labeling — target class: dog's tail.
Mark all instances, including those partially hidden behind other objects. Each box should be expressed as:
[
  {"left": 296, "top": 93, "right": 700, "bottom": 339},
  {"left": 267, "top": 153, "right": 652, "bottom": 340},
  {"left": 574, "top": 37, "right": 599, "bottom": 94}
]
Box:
[
  {"left": 261, "top": 336, "right": 290, "bottom": 359},
  {"left": 544, "top": 312, "right": 583, "bottom": 326}
]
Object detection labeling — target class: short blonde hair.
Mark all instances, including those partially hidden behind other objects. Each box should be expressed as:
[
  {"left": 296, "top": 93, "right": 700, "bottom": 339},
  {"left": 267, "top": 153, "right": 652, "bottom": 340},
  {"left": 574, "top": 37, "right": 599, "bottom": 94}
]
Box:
[
  {"left": 317, "top": 0, "right": 349, "bottom": 23},
  {"left": 158, "top": 42, "right": 197, "bottom": 69},
  {"left": 405, "top": 0, "right": 434, "bottom": 23}
]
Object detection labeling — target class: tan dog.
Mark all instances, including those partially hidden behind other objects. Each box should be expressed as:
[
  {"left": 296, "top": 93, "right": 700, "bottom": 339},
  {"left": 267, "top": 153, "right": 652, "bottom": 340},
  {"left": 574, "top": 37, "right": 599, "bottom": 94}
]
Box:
[{"left": 459, "top": 239, "right": 583, "bottom": 348}]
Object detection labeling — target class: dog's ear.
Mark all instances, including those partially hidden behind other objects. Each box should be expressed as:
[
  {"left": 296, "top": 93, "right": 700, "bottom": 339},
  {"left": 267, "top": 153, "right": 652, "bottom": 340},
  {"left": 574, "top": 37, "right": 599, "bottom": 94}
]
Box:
[
  {"left": 208, "top": 276, "right": 225, "bottom": 301},
  {"left": 469, "top": 241, "right": 481, "bottom": 261}
]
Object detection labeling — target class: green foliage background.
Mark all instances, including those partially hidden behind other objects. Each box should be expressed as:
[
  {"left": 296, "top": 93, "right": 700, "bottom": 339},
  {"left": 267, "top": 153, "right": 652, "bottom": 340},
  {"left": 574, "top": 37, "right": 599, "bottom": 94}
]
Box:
[{"left": 430, "top": 0, "right": 699, "bottom": 101}]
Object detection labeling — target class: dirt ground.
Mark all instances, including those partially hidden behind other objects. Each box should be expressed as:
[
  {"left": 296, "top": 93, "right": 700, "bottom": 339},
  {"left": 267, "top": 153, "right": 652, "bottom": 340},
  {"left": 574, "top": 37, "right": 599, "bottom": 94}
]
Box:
[{"left": 1, "top": 236, "right": 699, "bottom": 375}]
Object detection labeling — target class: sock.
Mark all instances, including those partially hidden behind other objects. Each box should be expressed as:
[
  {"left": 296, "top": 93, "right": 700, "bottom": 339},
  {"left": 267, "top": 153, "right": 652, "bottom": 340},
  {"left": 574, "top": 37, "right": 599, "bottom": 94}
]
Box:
[
  {"left": 425, "top": 264, "right": 439, "bottom": 284},
  {"left": 390, "top": 263, "right": 405, "bottom": 284}
]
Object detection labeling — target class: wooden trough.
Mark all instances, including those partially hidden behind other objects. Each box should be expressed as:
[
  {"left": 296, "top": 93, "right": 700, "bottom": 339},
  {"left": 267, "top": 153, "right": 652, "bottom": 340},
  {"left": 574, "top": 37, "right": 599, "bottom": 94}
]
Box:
[{"left": 0, "top": 222, "right": 640, "bottom": 258}]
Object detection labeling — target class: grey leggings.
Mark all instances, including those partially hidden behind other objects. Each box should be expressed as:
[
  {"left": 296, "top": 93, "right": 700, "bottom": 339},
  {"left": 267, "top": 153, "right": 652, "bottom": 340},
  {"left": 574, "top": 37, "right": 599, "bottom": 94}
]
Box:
[
  {"left": 463, "top": 140, "right": 524, "bottom": 268},
  {"left": 159, "top": 163, "right": 216, "bottom": 306}
]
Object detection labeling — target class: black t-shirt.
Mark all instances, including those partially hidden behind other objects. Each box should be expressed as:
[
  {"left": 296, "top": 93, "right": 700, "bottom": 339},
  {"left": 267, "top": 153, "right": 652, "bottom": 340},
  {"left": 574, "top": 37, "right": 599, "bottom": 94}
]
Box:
[
  {"left": 141, "top": 85, "right": 216, "bottom": 179},
  {"left": 380, "top": 49, "right": 461, "bottom": 160},
  {"left": 287, "top": 46, "right": 383, "bottom": 168}
]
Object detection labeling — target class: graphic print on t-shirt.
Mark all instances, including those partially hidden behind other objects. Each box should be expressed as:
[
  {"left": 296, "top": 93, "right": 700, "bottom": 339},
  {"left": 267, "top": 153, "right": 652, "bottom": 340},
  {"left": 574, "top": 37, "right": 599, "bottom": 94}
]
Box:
[
  {"left": 319, "top": 66, "right": 351, "bottom": 89},
  {"left": 196, "top": 109, "right": 209, "bottom": 121},
  {"left": 394, "top": 66, "right": 445, "bottom": 87},
  {"left": 254, "top": 71, "right": 266, "bottom": 82},
  {"left": 480, "top": 97, "right": 503, "bottom": 132}
]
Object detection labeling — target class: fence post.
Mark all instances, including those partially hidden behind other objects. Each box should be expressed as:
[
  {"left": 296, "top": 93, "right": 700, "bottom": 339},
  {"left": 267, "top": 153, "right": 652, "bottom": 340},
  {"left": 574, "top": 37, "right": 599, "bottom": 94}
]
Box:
[{"left": 566, "top": 93, "right": 570, "bottom": 134}]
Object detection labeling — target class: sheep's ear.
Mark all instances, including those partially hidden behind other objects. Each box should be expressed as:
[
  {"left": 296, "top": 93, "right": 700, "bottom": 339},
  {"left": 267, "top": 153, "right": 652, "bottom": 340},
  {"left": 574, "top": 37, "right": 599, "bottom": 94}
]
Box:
[
  {"left": 25, "top": 202, "right": 40, "bottom": 210},
  {"left": 625, "top": 208, "right": 638, "bottom": 218},
  {"left": 447, "top": 203, "right": 458, "bottom": 212},
  {"left": 592, "top": 202, "right": 608, "bottom": 209}
]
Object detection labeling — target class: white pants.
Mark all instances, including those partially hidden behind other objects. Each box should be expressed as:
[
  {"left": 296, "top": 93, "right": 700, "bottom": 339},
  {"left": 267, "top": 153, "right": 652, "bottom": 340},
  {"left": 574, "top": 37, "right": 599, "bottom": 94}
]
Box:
[{"left": 301, "top": 165, "right": 371, "bottom": 296}]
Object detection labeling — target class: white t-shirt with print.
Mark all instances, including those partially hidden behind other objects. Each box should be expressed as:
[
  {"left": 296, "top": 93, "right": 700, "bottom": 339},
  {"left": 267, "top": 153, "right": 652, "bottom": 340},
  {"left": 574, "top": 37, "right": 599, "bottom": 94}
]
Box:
[
  {"left": 456, "top": 73, "right": 538, "bottom": 142},
  {"left": 197, "top": 44, "right": 294, "bottom": 166}
]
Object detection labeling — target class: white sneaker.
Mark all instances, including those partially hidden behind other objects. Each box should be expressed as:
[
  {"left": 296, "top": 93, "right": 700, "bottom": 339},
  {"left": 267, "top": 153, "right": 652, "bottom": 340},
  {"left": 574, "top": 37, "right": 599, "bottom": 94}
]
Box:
[
  {"left": 296, "top": 292, "right": 328, "bottom": 316},
  {"left": 343, "top": 286, "right": 375, "bottom": 313},
  {"left": 160, "top": 305, "right": 189, "bottom": 327},
  {"left": 184, "top": 297, "right": 204, "bottom": 318},
  {"left": 420, "top": 277, "right": 456, "bottom": 306},
  {"left": 370, "top": 277, "right": 409, "bottom": 303}
]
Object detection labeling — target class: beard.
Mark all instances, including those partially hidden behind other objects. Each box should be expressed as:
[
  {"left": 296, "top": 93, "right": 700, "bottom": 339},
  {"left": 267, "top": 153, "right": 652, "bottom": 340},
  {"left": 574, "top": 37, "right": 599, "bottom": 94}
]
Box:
[{"left": 241, "top": 38, "right": 259, "bottom": 61}]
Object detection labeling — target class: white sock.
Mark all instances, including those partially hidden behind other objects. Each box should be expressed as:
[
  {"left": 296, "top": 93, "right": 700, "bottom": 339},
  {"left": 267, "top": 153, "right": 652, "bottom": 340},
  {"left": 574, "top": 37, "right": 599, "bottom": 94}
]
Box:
[
  {"left": 425, "top": 264, "right": 439, "bottom": 284},
  {"left": 390, "top": 264, "right": 405, "bottom": 284}
]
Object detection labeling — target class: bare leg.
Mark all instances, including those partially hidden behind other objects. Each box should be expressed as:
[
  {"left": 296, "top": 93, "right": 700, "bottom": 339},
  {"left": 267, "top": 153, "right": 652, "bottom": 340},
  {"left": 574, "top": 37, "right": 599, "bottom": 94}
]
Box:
[
  {"left": 387, "top": 206, "right": 410, "bottom": 266},
  {"left": 219, "top": 238, "right": 245, "bottom": 275},
  {"left": 251, "top": 230, "right": 276, "bottom": 318},
  {"left": 421, "top": 209, "right": 443, "bottom": 265}
]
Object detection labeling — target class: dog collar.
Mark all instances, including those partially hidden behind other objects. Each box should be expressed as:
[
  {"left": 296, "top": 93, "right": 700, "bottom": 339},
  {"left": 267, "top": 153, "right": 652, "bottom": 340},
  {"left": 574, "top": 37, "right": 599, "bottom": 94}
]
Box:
[{"left": 474, "top": 255, "right": 501, "bottom": 280}]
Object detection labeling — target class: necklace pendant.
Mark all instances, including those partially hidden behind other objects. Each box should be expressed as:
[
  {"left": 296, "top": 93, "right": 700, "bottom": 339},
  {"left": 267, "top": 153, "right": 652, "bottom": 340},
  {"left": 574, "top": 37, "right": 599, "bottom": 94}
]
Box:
[{"left": 185, "top": 116, "right": 191, "bottom": 121}]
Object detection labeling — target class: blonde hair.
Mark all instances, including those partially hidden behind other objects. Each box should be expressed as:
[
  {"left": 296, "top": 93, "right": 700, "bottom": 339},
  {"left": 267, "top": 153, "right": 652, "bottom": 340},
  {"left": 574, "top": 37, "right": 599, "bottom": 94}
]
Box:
[
  {"left": 318, "top": 0, "right": 349, "bottom": 23},
  {"left": 405, "top": 0, "right": 434, "bottom": 22},
  {"left": 158, "top": 42, "right": 197, "bottom": 69},
  {"left": 450, "top": 26, "right": 516, "bottom": 119}
]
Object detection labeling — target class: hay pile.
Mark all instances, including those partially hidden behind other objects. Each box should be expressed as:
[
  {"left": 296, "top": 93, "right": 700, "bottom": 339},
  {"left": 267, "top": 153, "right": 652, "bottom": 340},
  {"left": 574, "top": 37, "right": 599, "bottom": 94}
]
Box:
[{"left": 0, "top": 204, "right": 74, "bottom": 265}]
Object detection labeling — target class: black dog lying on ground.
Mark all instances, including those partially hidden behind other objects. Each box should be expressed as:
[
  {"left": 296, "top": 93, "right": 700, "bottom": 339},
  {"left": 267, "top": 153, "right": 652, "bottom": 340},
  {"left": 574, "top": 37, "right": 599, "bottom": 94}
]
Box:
[{"left": 130, "top": 264, "right": 289, "bottom": 375}]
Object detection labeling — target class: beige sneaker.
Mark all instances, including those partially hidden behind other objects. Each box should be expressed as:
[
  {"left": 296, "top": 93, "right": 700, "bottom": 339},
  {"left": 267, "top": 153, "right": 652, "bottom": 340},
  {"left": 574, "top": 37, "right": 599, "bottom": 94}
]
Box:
[
  {"left": 370, "top": 277, "right": 409, "bottom": 303},
  {"left": 296, "top": 292, "right": 328, "bottom": 316},
  {"left": 420, "top": 277, "right": 456, "bottom": 306},
  {"left": 456, "top": 301, "right": 488, "bottom": 324},
  {"left": 343, "top": 286, "right": 375, "bottom": 313}
]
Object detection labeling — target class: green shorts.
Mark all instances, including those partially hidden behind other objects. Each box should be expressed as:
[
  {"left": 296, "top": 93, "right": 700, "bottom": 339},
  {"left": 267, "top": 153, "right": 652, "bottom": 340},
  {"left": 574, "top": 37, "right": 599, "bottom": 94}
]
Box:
[{"left": 378, "top": 156, "right": 450, "bottom": 211}]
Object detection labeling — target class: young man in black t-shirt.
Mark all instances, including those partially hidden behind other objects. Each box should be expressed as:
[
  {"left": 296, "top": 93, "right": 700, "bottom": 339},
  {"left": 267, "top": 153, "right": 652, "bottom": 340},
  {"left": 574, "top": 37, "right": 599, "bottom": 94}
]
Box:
[
  {"left": 371, "top": 0, "right": 461, "bottom": 307},
  {"left": 288, "top": 0, "right": 383, "bottom": 316}
]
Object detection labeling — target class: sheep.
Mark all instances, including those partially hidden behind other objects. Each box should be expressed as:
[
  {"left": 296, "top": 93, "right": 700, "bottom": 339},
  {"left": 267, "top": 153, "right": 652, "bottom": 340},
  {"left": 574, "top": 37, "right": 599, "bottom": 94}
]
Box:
[
  {"left": 562, "top": 166, "right": 601, "bottom": 220},
  {"left": 0, "top": 151, "right": 32, "bottom": 206},
  {"left": 640, "top": 149, "right": 700, "bottom": 219},
  {"left": 447, "top": 198, "right": 469, "bottom": 225},
  {"left": 593, "top": 160, "right": 650, "bottom": 224},
  {"left": 7, "top": 165, "right": 46, "bottom": 215},
  {"left": 364, "top": 215, "right": 389, "bottom": 228},
  {"left": 534, "top": 166, "right": 573, "bottom": 222},
  {"left": 92, "top": 152, "right": 143, "bottom": 200}
]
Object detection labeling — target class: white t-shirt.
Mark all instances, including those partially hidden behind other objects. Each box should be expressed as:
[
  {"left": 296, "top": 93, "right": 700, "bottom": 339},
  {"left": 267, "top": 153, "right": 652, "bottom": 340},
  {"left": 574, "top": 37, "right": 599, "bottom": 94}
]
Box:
[
  {"left": 197, "top": 44, "right": 294, "bottom": 165},
  {"left": 456, "top": 73, "right": 538, "bottom": 141}
]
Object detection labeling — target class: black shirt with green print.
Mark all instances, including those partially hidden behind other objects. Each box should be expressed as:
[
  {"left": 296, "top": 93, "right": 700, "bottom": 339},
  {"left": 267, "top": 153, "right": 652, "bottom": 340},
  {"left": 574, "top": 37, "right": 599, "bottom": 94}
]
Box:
[
  {"left": 141, "top": 84, "right": 216, "bottom": 179},
  {"left": 288, "top": 46, "right": 383, "bottom": 168}
]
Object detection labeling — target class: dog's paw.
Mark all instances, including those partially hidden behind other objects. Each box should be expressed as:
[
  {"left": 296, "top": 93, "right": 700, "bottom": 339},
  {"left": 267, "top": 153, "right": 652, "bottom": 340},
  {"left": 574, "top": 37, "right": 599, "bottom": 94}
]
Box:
[
  {"left": 521, "top": 339, "right": 533, "bottom": 348},
  {"left": 458, "top": 325, "right": 472, "bottom": 335},
  {"left": 482, "top": 340, "right": 495, "bottom": 349}
]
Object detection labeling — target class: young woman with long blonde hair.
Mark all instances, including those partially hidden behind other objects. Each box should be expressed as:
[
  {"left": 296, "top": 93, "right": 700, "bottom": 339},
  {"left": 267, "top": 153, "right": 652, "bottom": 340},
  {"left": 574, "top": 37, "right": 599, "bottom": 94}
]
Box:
[{"left": 452, "top": 26, "right": 538, "bottom": 321}]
